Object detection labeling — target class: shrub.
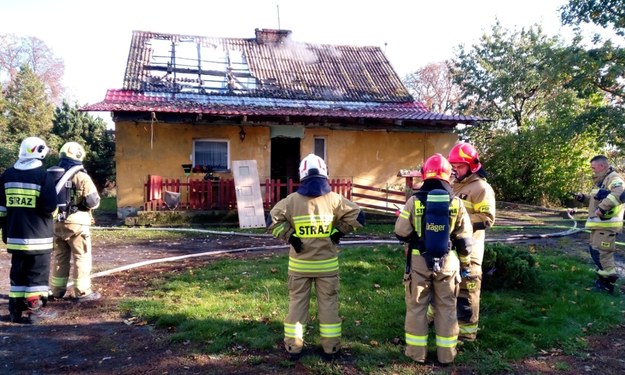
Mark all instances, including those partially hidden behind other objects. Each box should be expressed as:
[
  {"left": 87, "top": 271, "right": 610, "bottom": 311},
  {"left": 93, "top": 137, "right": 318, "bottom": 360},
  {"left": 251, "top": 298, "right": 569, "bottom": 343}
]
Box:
[{"left": 482, "top": 243, "right": 539, "bottom": 290}]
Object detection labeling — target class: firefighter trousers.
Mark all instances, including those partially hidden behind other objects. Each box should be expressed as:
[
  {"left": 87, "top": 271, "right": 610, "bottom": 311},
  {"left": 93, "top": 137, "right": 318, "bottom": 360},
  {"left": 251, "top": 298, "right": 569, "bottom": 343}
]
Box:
[
  {"left": 457, "top": 263, "right": 482, "bottom": 341},
  {"left": 589, "top": 229, "right": 618, "bottom": 274},
  {"left": 51, "top": 224, "right": 94, "bottom": 297},
  {"left": 284, "top": 274, "right": 341, "bottom": 354},
  {"left": 9, "top": 252, "right": 51, "bottom": 313},
  {"left": 404, "top": 252, "right": 460, "bottom": 364}
]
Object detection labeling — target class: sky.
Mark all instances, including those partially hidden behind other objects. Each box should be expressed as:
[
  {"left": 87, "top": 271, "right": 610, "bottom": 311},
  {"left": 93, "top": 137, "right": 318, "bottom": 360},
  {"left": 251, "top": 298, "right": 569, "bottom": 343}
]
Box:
[{"left": 0, "top": 0, "right": 574, "bottom": 126}]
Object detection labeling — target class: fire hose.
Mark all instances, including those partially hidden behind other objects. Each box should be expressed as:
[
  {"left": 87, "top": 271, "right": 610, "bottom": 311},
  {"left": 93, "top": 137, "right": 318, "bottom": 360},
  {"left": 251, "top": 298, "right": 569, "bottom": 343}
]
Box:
[{"left": 86, "top": 208, "right": 585, "bottom": 280}]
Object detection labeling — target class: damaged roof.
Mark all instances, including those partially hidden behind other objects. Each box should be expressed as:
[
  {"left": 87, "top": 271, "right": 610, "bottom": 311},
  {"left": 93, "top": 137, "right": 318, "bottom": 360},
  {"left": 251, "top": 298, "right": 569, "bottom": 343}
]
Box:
[{"left": 83, "top": 29, "right": 485, "bottom": 126}]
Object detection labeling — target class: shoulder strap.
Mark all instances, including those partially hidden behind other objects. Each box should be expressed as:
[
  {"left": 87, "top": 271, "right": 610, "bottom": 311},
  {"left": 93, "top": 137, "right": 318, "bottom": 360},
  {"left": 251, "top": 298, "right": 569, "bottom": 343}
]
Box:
[{"left": 54, "top": 165, "right": 86, "bottom": 194}]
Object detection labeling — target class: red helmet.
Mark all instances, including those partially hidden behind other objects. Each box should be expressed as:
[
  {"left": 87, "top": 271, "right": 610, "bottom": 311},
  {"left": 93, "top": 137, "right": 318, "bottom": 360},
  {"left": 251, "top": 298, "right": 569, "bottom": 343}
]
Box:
[
  {"left": 448, "top": 143, "right": 481, "bottom": 173},
  {"left": 421, "top": 153, "right": 452, "bottom": 182}
]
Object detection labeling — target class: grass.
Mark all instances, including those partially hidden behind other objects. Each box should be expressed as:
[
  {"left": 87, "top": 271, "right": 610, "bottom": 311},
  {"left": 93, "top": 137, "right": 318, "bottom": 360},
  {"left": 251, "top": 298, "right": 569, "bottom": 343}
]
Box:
[{"left": 119, "top": 239, "right": 625, "bottom": 374}]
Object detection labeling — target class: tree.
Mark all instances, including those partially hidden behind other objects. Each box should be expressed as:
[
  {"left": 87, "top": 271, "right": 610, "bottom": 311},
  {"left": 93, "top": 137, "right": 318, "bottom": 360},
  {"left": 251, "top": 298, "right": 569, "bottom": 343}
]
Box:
[
  {"left": 452, "top": 22, "right": 565, "bottom": 133},
  {"left": 403, "top": 61, "right": 462, "bottom": 113},
  {"left": 51, "top": 100, "right": 115, "bottom": 190},
  {"left": 560, "top": 0, "right": 625, "bottom": 37},
  {"left": 4, "top": 65, "right": 54, "bottom": 143},
  {"left": 0, "top": 34, "right": 64, "bottom": 104}
]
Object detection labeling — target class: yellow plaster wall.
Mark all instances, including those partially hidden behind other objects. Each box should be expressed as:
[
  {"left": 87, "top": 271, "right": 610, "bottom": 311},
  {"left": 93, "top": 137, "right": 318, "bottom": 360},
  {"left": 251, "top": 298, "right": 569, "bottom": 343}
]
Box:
[
  {"left": 115, "top": 121, "right": 270, "bottom": 208},
  {"left": 302, "top": 128, "right": 458, "bottom": 188},
  {"left": 115, "top": 121, "right": 457, "bottom": 210}
]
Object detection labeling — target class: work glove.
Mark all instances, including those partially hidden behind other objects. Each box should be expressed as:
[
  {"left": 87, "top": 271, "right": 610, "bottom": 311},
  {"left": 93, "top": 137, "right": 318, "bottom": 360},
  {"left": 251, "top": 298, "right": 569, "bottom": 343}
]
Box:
[
  {"left": 573, "top": 192, "right": 586, "bottom": 202},
  {"left": 288, "top": 234, "right": 303, "bottom": 253},
  {"left": 330, "top": 229, "right": 345, "bottom": 245}
]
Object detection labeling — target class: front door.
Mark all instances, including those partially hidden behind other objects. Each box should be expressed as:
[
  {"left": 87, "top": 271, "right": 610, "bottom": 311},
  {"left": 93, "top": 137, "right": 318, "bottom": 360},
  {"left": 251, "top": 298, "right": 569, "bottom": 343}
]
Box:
[{"left": 271, "top": 137, "right": 300, "bottom": 198}]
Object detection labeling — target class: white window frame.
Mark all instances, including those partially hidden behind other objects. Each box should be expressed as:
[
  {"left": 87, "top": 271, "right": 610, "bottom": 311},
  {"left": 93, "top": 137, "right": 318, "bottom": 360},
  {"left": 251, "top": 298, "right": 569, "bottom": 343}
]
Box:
[
  {"left": 192, "top": 139, "right": 230, "bottom": 172},
  {"left": 314, "top": 136, "right": 327, "bottom": 161}
]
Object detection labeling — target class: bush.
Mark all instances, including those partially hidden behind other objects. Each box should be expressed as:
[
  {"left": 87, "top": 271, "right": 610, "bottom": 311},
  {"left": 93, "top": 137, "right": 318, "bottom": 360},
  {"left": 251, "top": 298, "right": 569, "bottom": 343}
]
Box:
[{"left": 482, "top": 243, "right": 539, "bottom": 290}]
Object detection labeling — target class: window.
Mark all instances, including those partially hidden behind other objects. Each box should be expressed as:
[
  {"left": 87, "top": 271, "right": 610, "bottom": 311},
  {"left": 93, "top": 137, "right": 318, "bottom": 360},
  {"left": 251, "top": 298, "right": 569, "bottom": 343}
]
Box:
[
  {"left": 314, "top": 137, "right": 326, "bottom": 160},
  {"left": 193, "top": 139, "right": 229, "bottom": 172}
]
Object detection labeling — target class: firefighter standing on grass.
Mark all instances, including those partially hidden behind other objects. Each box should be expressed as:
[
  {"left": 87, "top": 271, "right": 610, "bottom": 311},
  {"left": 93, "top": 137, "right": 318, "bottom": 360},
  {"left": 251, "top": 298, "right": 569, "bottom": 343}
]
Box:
[
  {"left": 573, "top": 155, "right": 624, "bottom": 293},
  {"left": 49, "top": 142, "right": 101, "bottom": 301},
  {"left": 267, "top": 154, "right": 364, "bottom": 359},
  {"left": 395, "top": 153, "right": 473, "bottom": 365},
  {"left": 447, "top": 143, "right": 496, "bottom": 342}
]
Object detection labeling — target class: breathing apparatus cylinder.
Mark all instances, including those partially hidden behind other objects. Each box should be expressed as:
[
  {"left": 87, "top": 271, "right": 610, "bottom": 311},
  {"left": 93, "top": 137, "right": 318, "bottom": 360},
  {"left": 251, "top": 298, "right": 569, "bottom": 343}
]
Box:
[
  {"left": 424, "top": 189, "right": 451, "bottom": 259},
  {"left": 47, "top": 166, "right": 71, "bottom": 222}
]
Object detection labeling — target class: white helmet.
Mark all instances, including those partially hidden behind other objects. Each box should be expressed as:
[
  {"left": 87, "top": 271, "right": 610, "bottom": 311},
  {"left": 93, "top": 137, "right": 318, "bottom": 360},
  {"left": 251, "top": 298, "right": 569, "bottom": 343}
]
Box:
[
  {"left": 18, "top": 137, "right": 49, "bottom": 160},
  {"left": 59, "top": 142, "right": 86, "bottom": 162},
  {"left": 298, "top": 154, "right": 328, "bottom": 180}
]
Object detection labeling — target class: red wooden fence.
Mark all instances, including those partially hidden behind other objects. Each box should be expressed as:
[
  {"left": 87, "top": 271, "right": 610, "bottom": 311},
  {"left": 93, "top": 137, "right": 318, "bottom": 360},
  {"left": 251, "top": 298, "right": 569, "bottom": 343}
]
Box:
[{"left": 144, "top": 175, "right": 399, "bottom": 212}]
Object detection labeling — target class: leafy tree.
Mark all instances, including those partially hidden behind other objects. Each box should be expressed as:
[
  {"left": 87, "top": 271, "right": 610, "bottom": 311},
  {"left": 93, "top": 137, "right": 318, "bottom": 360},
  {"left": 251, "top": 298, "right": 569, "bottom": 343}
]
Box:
[
  {"left": 3, "top": 65, "right": 54, "bottom": 143},
  {"left": 560, "top": 0, "right": 625, "bottom": 36},
  {"left": 0, "top": 34, "right": 64, "bottom": 104},
  {"left": 452, "top": 22, "right": 565, "bottom": 133},
  {"left": 51, "top": 100, "right": 115, "bottom": 190},
  {"left": 403, "top": 61, "right": 462, "bottom": 113}
]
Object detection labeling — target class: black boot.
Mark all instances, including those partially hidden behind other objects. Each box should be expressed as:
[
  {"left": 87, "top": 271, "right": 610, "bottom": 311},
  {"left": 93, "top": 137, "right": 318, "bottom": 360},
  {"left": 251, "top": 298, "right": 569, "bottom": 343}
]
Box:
[
  {"left": 593, "top": 275, "right": 617, "bottom": 294},
  {"left": 8, "top": 298, "right": 25, "bottom": 323}
]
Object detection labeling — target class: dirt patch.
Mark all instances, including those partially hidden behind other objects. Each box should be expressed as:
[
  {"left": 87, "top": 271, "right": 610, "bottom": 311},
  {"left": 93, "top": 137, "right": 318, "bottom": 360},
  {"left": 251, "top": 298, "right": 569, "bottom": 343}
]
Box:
[{"left": 1, "top": 206, "right": 624, "bottom": 374}]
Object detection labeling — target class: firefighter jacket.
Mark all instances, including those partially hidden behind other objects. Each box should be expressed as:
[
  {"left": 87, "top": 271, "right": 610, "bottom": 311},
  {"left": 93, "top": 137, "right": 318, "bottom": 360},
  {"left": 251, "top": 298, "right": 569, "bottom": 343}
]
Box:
[
  {"left": 0, "top": 166, "right": 57, "bottom": 254},
  {"left": 268, "top": 190, "right": 362, "bottom": 277},
  {"left": 395, "top": 181, "right": 473, "bottom": 263},
  {"left": 584, "top": 167, "right": 624, "bottom": 231},
  {"left": 62, "top": 170, "right": 101, "bottom": 226},
  {"left": 452, "top": 173, "right": 495, "bottom": 266},
  {"left": 451, "top": 173, "right": 496, "bottom": 233}
]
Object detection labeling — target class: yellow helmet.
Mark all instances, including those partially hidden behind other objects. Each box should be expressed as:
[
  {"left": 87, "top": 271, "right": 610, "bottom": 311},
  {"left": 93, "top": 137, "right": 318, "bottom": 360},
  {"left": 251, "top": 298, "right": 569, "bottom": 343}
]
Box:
[{"left": 59, "top": 142, "right": 86, "bottom": 162}]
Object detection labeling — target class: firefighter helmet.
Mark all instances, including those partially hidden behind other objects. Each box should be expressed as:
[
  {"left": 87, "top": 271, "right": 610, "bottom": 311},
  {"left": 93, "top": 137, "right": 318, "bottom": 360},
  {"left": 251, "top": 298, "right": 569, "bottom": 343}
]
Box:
[
  {"left": 18, "top": 137, "right": 49, "bottom": 160},
  {"left": 298, "top": 153, "right": 328, "bottom": 180},
  {"left": 421, "top": 153, "right": 452, "bottom": 182},
  {"left": 59, "top": 142, "right": 86, "bottom": 162},
  {"left": 448, "top": 143, "right": 481, "bottom": 173}
]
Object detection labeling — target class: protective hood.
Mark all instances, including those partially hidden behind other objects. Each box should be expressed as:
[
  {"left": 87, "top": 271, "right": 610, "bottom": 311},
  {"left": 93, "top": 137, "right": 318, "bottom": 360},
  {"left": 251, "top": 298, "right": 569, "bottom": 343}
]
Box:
[
  {"left": 297, "top": 176, "right": 331, "bottom": 197},
  {"left": 59, "top": 157, "right": 83, "bottom": 172},
  {"left": 14, "top": 158, "right": 43, "bottom": 170}
]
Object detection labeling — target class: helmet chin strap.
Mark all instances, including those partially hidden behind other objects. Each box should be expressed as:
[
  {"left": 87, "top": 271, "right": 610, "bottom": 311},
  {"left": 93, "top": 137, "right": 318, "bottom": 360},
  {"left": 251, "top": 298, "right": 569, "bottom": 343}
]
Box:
[{"left": 14, "top": 158, "right": 43, "bottom": 170}]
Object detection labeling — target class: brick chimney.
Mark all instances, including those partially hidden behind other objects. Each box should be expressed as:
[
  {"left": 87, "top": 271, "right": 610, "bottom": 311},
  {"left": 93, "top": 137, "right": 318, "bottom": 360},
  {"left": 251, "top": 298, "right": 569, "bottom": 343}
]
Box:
[{"left": 255, "top": 28, "right": 292, "bottom": 45}]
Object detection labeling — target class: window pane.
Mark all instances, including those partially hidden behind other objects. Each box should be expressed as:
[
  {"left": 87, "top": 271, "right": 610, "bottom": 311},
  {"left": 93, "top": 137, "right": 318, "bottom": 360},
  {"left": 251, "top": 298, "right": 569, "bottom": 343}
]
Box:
[
  {"left": 195, "top": 141, "right": 228, "bottom": 171},
  {"left": 314, "top": 138, "right": 326, "bottom": 160}
]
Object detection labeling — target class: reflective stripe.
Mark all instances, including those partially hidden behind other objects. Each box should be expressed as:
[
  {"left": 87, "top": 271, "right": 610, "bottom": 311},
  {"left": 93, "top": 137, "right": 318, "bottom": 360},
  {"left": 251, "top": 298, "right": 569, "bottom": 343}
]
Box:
[
  {"left": 288, "top": 257, "right": 339, "bottom": 273},
  {"left": 414, "top": 200, "right": 424, "bottom": 236},
  {"left": 272, "top": 222, "right": 286, "bottom": 237},
  {"left": 459, "top": 323, "right": 478, "bottom": 335},
  {"left": 585, "top": 217, "right": 623, "bottom": 229},
  {"left": 405, "top": 332, "right": 428, "bottom": 347},
  {"left": 293, "top": 214, "right": 335, "bottom": 238},
  {"left": 7, "top": 237, "right": 54, "bottom": 252},
  {"left": 436, "top": 334, "right": 458, "bottom": 348},
  {"left": 411, "top": 249, "right": 421, "bottom": 256},
  {"left": 320, "top": 323, "right": 341, "bottom": 338},
  {"left": 4, "top": 182, "right": 42, "bottom": 191},
  {"left": 399, "top": 210, "right": 410, "bottom": 220},
  {"left": 51, "top": 276, "right": 69, "bottom": 288},
  {"left": 284, "top": 322, "right": 305, "bottom": 339}
]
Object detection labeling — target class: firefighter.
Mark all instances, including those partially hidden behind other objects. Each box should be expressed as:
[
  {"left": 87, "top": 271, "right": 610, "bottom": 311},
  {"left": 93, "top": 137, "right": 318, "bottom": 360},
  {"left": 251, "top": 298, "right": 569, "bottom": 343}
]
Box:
[
  {"left": 573, "top": 155, "right": 624, "bottom": 293},
  {"left": 447, "top": 143, "right": 496, "bottom": 342},
  {"left": 267, "top": 154, "right": 364, "bottom": 359},
  {"left": 395, "top": 153, "right": 473, "bottom": 364},
  {"left": 50, "top": 142, "right": 102, "bottom": 301},
  {"left": 0, "top": 137, "right": 58, "bottom": 323}
]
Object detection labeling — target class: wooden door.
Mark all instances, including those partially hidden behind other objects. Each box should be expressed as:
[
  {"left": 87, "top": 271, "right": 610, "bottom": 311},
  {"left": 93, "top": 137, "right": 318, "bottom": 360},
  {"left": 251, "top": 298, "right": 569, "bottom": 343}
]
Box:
[{"left": 232, "top": 160, "right": 266, "bottom": 228}]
